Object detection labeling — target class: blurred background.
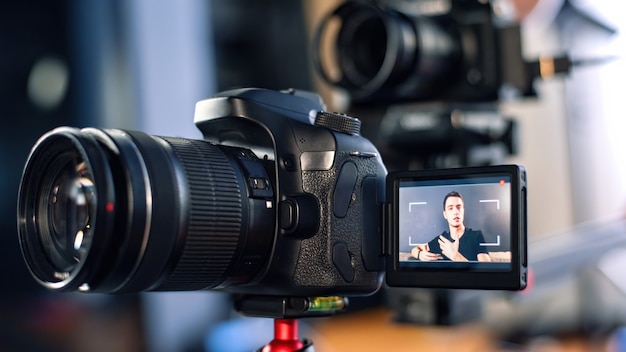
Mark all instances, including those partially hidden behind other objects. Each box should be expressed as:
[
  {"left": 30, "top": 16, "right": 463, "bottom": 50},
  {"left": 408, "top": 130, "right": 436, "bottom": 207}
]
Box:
[{"left": 1, "top": 0, "right": 626, "bottom": 351}]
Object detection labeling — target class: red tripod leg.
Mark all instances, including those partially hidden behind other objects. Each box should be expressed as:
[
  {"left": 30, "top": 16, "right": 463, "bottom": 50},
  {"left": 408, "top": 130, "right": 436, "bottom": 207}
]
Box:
[{"left": 261, "top": 318, "right": 311, "bottom": 352}]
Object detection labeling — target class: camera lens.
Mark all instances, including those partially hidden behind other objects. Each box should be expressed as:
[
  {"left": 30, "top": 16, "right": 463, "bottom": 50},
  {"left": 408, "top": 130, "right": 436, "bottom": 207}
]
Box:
[
  {"left": 18, "top": 127, "right": 275, "bottom": 293},
  {"left": 46, "top": 153, "right": 96, "bottom": 273},
  {"left": 340, "top": 13, "right": 389, "bottom": 86},
  {"left": 314, "top": 2, "right": 462, "bottom": 102}
]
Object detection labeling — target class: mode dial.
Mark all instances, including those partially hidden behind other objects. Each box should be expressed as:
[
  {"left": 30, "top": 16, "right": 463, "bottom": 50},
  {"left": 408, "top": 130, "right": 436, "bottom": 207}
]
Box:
[{"left": 314, "top": 111, "right": 361, "bottom": 136}]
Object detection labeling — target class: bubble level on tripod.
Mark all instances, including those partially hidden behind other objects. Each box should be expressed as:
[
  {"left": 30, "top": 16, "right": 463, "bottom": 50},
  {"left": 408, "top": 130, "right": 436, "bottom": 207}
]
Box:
[{"left": 307, "top": 296, "right": 347, "bottom": 312}]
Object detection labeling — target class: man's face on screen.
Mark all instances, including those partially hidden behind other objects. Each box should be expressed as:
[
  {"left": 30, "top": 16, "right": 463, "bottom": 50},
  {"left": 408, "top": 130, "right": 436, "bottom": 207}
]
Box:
[{"left": 443, "top": 196, "right": 464, "bottom": 228}]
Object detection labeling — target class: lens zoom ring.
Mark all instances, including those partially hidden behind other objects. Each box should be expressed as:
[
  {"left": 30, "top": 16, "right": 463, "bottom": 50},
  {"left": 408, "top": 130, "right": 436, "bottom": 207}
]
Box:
[{"left": 159, "top": 137, "right": 242, "bottom": 290}]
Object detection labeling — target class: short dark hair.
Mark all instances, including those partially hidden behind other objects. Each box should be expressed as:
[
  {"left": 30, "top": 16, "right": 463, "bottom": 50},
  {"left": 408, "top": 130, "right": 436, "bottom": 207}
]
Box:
[{"left": 443, "top": 191, "right": 463, "bottom": 210}]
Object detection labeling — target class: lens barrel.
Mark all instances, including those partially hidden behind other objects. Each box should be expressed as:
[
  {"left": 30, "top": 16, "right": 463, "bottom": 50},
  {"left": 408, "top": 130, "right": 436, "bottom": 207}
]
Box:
[
  {"left": 313, "top": 2, "right": 462, "bottom": 102},
  {"left": 18, "top": 127, "right": 275, "bottom": 293}
]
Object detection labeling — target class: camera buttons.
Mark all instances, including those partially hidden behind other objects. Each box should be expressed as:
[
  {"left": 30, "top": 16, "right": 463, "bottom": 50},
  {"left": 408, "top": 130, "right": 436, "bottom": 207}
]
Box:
[
  {"left": 249, "top": 177, "right": 269, "bottom": 190},
  {"left": 279, "top": 200, "right": 296, "bottom": 232},
  {"left": 279, "top": 196, "right": 320, "bottom": 238},
  {"left": 314, "top": 111, "right": 361, "bottom": 136},
  {"left": 281, "top": 154, "right": 297, "bottom": 171}
]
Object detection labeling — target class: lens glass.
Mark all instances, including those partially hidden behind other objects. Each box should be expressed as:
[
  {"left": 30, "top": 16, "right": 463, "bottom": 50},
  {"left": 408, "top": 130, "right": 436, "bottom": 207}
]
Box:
[
  {"left": 39, "top": 152, "right": 96, "bottom": 274},
  {"left": 349, "top": 17, "right": 387, "bottom": 82}
]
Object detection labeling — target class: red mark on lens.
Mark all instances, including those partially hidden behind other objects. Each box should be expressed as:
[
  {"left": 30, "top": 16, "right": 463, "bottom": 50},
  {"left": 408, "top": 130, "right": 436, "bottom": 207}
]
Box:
[{"left": 106, "top": 202, "right": 114, "bottom": 213}]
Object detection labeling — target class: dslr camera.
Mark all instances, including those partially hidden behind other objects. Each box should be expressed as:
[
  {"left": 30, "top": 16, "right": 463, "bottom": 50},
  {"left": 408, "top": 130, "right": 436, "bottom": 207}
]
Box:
[
  {"left": 17, "top": 88, "right": 527, "bottom": 302},
  {"left": 313, "top": 0, "right": 531, "bottom": 104}
]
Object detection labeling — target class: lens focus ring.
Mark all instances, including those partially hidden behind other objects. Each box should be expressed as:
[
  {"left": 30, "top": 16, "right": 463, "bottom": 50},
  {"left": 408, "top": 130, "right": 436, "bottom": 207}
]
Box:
[{"left": 156, "top": 137, "right": 243, "bottom": 290}]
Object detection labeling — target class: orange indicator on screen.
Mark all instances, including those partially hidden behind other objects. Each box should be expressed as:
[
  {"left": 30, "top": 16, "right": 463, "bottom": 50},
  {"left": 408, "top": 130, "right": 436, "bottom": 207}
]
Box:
[{"left": 499, "top": 179, "right": 505, "bottom": 186}]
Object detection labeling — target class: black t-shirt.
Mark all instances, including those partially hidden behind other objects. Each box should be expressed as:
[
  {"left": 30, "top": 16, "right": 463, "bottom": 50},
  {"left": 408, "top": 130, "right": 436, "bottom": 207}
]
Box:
[{"left": 426, "top": 228, "right": 487, "bottom": 261}]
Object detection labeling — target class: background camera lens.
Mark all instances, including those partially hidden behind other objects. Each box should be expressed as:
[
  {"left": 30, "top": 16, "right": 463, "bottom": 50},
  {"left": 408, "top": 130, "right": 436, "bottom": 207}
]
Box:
[
  {"left": 18, "top": 127, "right": 275, "bottom": 293},
  {"left": 340, "top": 14, "right": 388, "bottom": 86},
  {"left": 314, "top": 2, "right": 462, "bottom": 102}
]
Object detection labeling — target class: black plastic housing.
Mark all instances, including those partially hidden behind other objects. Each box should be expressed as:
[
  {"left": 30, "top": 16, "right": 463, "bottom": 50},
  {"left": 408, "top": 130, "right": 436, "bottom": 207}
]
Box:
[
  {"left": 18, "top": 88, "right": 528, "bottom": 300},
  {"left": 193, "top": 88, "right": 388, "bottom": 296}
]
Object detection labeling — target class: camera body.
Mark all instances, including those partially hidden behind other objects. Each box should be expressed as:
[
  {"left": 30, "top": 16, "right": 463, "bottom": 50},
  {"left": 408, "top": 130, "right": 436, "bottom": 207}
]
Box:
[
  {"left": 313, "top": 0, "right": 530, "bottom": 104},
  {"left": 193, "top": 88, "right": 387, "bottom": 296},
  {"left": 17, "top": 88, "right": 527, "bottom": 300}
]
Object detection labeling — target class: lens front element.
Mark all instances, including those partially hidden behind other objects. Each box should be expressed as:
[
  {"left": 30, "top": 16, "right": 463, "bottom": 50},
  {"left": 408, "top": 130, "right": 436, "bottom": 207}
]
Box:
[
  {"left": 18, "top": 128, "right": 116, "bottom": 290},
  {"left": 46, "top": 155, "right": 95, "bottom": 274}
]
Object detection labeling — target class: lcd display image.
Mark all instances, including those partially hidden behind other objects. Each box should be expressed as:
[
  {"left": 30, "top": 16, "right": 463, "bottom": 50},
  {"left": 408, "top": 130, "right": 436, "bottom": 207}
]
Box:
[
  {"left": 386, "top": 165, "right": 526, "bottom": 289},
  {"left": 397, "top": 175, "right": 514, "bottom": 271}
]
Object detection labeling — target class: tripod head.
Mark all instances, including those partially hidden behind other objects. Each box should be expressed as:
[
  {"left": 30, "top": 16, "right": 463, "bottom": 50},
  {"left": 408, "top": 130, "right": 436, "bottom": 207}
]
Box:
[{"left": 234, "top": 295, "right": 348, "bottom": 352}]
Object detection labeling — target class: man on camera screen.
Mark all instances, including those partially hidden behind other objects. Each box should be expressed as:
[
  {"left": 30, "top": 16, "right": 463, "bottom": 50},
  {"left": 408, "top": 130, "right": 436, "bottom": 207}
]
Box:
[{"left": 412, "top": 191, "right": 491, "bottom": 262}]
